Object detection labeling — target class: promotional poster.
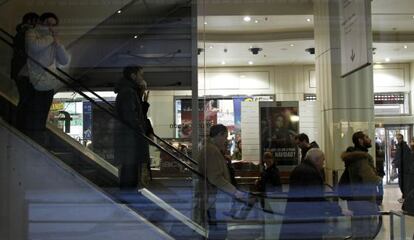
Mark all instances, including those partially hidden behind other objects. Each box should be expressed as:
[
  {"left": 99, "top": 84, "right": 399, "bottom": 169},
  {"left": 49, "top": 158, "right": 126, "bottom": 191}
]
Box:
[{"left": 260, "top": 102, "right": 299, "bottom": 166}]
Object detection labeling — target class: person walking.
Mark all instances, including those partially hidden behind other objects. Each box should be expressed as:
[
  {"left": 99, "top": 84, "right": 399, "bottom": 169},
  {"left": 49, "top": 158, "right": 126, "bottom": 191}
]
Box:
[{"left": 393, "top": 133, "right": 412, "bottom": 203}]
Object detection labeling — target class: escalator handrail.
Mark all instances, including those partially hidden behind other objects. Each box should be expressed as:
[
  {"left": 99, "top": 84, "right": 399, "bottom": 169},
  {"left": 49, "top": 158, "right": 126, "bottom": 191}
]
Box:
[
  {"left": 0, "top": 35, "right": 203, "bottom": 180},
  {"left": 0, "top": 31, "right": 384, "bottom": 234},
  {"left": 0, "top": 27, "right": 199, "bottom": 166}
]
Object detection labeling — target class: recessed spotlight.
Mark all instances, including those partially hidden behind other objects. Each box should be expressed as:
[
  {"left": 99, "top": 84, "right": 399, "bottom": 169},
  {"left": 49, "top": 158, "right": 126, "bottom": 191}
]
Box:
[
  {"left": 240, "top": 75, "right": 246, "bottom": 78},
  {"left": 248, "top": 61, "right": 253, "bottom": 65},
  {"left": 204, "top": 21, "right": 208, "bottom": 25},
  {"left": 243, "top": 16, "right": 251, "bottom": 22},
  {"left": 306, "top": 18, "right": 311, "bottom": 22},
  {"left": 133, "top": 35, "right": 138, "bottom": 39},
  {"left": 221, "top": 61, "right": 226, "bottom": 65},
  {"left": 117, "top": 10, "right": 122, "bottom": 14},
  {"left": 385, "top": 58, "right": 390, "bottom": 62},
  {"left": 290, "top": 44, "right": 295, "bottom": 47},
  {"left": 254, "top": 19, "right": 259, "bottom": 23},
  {"left": 209, "top": 45, "right": 214, "bottom": 49},
  {"left": 404, "top": 45, "right": 408, "bottom": 49}
]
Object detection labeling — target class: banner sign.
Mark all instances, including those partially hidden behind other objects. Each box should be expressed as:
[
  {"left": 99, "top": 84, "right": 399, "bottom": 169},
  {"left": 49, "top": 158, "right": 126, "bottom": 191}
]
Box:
[{"left": 340, "top": 0, "right": 372, "bottom": 77}]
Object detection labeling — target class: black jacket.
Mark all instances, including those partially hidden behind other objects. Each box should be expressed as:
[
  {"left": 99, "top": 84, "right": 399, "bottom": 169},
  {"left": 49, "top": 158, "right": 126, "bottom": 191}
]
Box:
[
  {"left": 11, "top": 23, "right": 32, "bottom": 79},
  {"left": 114, "top": 78, "right": 149, "bottom": 166},
  {"left": 256, "top": 165, "right": 282, "bottom": 193},
  {"left": 300, "top": 141, "right": 319, "bottom": 161}
]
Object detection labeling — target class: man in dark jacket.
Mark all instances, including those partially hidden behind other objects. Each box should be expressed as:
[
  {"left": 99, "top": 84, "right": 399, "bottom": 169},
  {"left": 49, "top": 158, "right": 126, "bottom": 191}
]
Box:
[
  {"left": 393, "top": 133, "right": 412, "bottom": 202},
  {"left": 280, "top": 148, "right": 340, "bottom": 240},
  {"left": 114, "top": 66, "right": 150, "bottom": 190},
  {"left": 341, "top": 131, "right": 381, "bottom": 240},
  {"left": 294, "top": 133, "right": 319, "bottom": 162},
  {"left": 11, "top": 12, "right": 38, "bottom": 130}
]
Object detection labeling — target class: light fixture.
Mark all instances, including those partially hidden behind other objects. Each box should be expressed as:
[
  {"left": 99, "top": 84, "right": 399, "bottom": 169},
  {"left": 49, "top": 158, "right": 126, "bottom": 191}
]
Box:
[
  {"left": 404, "top": 45, "right": 408, "bottom": 49},
  {"left": 306, "top": 18, "right": 311, "bottom": 22},
  {"left": 133, "top": 35, "right": 138, "bottom": 39},
  {"left": 221, "top": 61, "right": 226, "bottom": 65},
  {"left": 290, "top": 44, "right": 295, "bottom": 47},
  {"left": 290, "top": 115, "right": 300, "bottom": 122},
  {"left": 385, "top": 58, "right": 390, "bottom": 62},
  {"left": 254, "top": 19, "right": 259, "bottom": 23},
  {"left": 243, "top": 16, "right": 251, "bottom": 22},
  {"left": 204, "top": 21, "right": 208, "bottom": 25},
  {"left": 240, "top": 75, "right": 246, "bottom": 78},
  {"left": 117, "top": 10, "right": 122, "bottom": 14},
  {"left": 209, "top": 45, "right": 214, "bottom": 49},
  {"left": 248, "top": 61, "right": 253, "bottom": 65}
]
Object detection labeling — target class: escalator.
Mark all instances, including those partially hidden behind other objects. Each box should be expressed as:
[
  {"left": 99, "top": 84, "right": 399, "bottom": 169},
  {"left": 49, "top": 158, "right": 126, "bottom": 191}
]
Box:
[{"left": 0, "top": 28, "right": 385, "bottom": 240}]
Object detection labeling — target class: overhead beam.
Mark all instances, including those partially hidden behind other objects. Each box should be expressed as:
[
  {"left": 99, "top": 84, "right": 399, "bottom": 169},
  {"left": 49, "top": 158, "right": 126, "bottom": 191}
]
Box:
[{"left": 201, "top": 0, "right": 313, "bottom": 16}]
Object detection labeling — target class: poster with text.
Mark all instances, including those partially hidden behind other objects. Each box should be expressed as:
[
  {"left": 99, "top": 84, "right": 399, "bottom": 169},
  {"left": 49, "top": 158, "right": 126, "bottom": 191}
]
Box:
[{"left": 260, "top": 102, "right": 299, "bottom": 166}]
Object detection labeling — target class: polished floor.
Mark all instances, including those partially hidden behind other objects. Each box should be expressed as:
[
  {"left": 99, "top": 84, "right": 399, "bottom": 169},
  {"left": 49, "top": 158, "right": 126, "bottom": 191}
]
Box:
[{"left": 375, "top": 184, "right": 413, "bottom": 240}]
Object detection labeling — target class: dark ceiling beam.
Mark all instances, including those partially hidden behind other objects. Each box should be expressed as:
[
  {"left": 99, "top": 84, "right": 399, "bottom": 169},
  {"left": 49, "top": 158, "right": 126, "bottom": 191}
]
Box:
[
  {"left": 200, "top": 30, "right": 314, "bottom": 42},
  {"left": 373, "top": 32, "right": 414, "bottom": 43},
  {"left": 201, "top": 0, "right": 313, "bottom": 16}
]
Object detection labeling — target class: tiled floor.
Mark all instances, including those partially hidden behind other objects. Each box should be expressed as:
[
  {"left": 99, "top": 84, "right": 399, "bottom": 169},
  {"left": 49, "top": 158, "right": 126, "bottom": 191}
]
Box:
[{"left": 375, "top": 184, "right": 414, "bottom": 240}]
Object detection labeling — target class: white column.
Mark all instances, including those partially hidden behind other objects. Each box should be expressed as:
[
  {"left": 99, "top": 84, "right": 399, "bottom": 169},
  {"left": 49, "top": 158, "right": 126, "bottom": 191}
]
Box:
[{"left": 314, "top": 0, "right": 374, "bottom": 184}]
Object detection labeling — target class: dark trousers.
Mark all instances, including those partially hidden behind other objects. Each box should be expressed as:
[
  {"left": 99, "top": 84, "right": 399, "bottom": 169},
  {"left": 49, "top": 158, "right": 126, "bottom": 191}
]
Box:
[
  {"left": 14, "top": 76, "right": 35, "bottom": 131},
  {"left": 119, "top": 162, "right": 141, "bottom": 189},
  {"left": 26, "top": 89, "right": 54, "bottom": 144}
]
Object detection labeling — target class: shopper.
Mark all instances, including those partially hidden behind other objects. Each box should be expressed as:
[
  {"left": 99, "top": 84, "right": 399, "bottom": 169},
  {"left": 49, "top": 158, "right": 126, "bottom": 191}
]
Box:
[
  {"left": 195, "top": 124, "right": 245, "bottom": 239},
  {"left": 114, "top": 66, "right": 150, "bottom": 190},
  {"left": 375, "top": 141, "right": 386, "bottom": 205},
  {"left": 341, "top": 131, "right": 381, "bottom": 239},
  {"left": 294, "top": 133, "right": 320, "bottom": 162},
  {"left": 393, "top": 133, "right": 413, "bottom": 203},
  {"left": 11, "top": 12, "right": 38, "bottom": 129},
  {"left": 20, "top": 12, "right": 69, "bottom": 144},
  {"left": 281, "top": 148, "right": 340, "bottom": 240}
]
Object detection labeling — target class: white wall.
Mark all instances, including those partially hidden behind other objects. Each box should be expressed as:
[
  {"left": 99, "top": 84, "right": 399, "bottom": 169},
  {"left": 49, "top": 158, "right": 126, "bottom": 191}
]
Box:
[{"left": 0, "top": 119, "right": 171, "bottom": 240}]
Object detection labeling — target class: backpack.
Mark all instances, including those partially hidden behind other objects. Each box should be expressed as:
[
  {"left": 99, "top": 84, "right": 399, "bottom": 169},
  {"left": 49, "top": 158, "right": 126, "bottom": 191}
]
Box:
[{"left": 337, "top": 167, "right": 353, "bottom": 201}]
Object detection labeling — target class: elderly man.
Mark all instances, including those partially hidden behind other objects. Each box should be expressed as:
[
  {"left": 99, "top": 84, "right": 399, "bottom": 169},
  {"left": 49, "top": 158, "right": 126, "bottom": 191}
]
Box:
[{"left": 281, "top": 148, "right": 340, "bottom": 240}]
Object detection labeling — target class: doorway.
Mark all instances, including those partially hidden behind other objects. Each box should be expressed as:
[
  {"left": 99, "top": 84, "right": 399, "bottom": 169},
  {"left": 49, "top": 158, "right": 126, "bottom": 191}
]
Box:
[{"left": 375, "top": 125, "right": 412, "bottom": 184}]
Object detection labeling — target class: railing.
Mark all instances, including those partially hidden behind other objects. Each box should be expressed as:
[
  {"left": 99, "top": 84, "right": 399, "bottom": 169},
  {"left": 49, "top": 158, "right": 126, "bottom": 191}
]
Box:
[{"left": 0, "top": 28, "right": 386, "bottom": 240}]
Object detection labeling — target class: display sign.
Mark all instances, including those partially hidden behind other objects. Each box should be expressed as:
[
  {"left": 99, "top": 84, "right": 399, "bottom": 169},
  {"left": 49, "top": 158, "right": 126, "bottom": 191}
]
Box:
[
  {"left": 260, "top": 102, "right": 299, "bottom": 166},
  {"left": 340, "top": 0, "right": 372, "bottom": 77}
]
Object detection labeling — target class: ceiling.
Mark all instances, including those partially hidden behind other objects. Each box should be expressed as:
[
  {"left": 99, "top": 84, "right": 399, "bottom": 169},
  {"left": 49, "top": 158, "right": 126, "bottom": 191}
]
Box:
[
  {"left": 2, "top": 0, "right": 413, "bottom": 90},
  {"left": 197, "top": 0, "right": 414, "bottom": 67}
]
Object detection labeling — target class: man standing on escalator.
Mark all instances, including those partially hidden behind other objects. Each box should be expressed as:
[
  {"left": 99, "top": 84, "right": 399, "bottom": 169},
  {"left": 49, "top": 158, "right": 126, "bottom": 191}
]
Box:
[{"left": 114, "top": 66, "right": 150, "bottom": 190}]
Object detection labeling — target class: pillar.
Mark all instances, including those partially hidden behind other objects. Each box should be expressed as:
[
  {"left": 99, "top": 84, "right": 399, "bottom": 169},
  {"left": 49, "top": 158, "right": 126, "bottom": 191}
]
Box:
[{"left": 314, "top": 0, "right": 375, "bottom": 184}]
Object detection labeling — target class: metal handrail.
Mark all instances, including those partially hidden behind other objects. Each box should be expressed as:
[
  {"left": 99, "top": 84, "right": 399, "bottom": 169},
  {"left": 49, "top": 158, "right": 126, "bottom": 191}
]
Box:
[{"left": 0, "top": 27, "right": 198, "bottom": 166}]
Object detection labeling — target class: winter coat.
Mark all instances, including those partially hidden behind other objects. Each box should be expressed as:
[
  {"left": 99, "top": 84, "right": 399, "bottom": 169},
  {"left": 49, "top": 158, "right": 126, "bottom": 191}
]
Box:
[
  {"left": 11, "top": 23, "right": 32, "bottom": 80},
  {"left": 21, "top": 25, "right": 70, "bottom": 91},
  {"left": 256, "top": 165, "right": 282, "bottom": 193},
  {"left": 114, "top": 77, "right": 149, "bottom": 167},
  {"left": 300, "top": 141, "right": 319, "bottom": 161},
  {"left": 280, "top": 159, "right": 340, "bottom": 239},
  {"left": 341, "top": 149, "right": 381, "bottom": 203},
  {"left": 394, "top": 141, "right": 413, "bottom": 196}
]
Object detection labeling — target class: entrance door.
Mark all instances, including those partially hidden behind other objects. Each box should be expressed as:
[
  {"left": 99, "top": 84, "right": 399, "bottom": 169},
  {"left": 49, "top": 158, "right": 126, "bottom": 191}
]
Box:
[{"left": 375, "top": 125, "right": 412, "bottom": 184}]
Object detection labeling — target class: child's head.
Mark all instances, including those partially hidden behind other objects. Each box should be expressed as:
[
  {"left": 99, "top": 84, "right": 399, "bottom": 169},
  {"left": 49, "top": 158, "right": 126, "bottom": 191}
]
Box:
[{"left": 263, "top": 151, "right": 274, "bottom": 168}]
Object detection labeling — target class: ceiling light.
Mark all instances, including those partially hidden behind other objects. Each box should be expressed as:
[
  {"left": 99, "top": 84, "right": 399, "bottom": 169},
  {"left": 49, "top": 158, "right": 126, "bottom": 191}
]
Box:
[
  {"left": 221, "top": 61, "right": 226, "bottom": 65},
  {"left": 248, "top": 61, "right": 253, "bottom": 65},
  {"left": 290, "top": 44, "right": 295, "bottom": 47},
  {"left": 306, "top": 18, "right": 311, "bottom": 22},
  {"left": 204, "top": 21, "right": 208, "bottom": 25},
  {"left": 243, "top": 16, "right": 251, "bottom": 22},
  {"left": 209, "top": 45, "right": 214, "bottom": 49},
  {"left": 385, "top": 58, "right": 390, "bottom": 62},
  {"left": 254, "top": 19, "right": 259, "bottom": 23},
  {"left": 117, "top": 10, "right": 122, "bottom": 14},
  {"left": 240, "top": 75, "right": 246, "bottom": 78},
  {"left": 404, "top": 45, "right": 408, "bottom": 49},
  {"left": 133, "top": 35, "right": 138, "bottom": 39}
]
